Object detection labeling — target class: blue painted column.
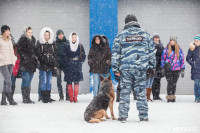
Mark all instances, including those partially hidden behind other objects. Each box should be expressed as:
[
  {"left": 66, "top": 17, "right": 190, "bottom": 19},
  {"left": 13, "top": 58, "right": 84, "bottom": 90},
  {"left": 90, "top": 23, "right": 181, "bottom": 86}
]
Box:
[{"left": 89, "top": 0, "right": 118, "bottom": 92}]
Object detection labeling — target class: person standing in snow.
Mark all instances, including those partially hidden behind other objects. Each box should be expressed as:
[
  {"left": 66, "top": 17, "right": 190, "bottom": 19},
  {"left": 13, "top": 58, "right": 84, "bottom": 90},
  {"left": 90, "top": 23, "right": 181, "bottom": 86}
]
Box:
[
  {"left": 151, "top": 33, "right": 164, "bottom": 100},
  {"left": 186, "top": 34, "right": 200, "bottom": 103},
  {"left": 63, "top": 32, "right": 86, "bottom": 103},
  {"left": 36, "top": 27, "right": 57, "bottom": 103},
  {"left": 161, "top": 36, "right": 185, "bottom": 103},
  {"left": 10, "top": 34, "right": 21, "bottom": 100},
  {"left": 112, "top": 14, "right": 156, "bottom": 123},
  {"left": 55, "top": 30, "right": 70, "bottom": 101},
  {"left": 88, "top": 35, "right": 111, "bottom": 97},
  {"left": 0, "top": 25, "right": 17, "bottom": 105},
  {"left": 17, "top": 27, "right": 37, "bottom": 104}
]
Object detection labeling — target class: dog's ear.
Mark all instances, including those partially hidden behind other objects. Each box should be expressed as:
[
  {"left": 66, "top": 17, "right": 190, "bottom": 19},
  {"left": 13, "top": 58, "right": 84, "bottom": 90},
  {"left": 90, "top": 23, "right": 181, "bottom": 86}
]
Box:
[
  {"left": 100, "top": 76, "right": 104, "bottom": 81},
  {"left": 107, "top": 75, "right": 111, "bottom": 80}
]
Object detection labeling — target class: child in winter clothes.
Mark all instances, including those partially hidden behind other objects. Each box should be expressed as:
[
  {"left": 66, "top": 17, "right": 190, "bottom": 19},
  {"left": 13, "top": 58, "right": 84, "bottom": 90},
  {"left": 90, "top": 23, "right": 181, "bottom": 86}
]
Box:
[{"left": 186, "top": 34, "right": 200, "bottom": 103}]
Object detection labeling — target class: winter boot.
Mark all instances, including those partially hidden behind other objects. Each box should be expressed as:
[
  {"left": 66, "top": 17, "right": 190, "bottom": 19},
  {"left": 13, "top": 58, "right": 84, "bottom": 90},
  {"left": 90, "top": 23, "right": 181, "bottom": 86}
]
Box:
[
  {"left": 27, "top": 87, "right": 35, "bottom": 104},
  {"left": 171, "top": 95, "right": 176, "bottom": 102},
  {"left": 140, "top": 118, "right": 149, "bottom": 122},
  {"left": 21, "top": 87, "right": 28, "bottom": 103},
  {"left": 118, "top": 118, "right": 127, "bottom": 123},
  {"left": 116, "top": 86, "right": 120, "bottom": 102},
  {"left": 166, "top": 95, "right": 173, "bottom": 103},
  {"left": 6, "top": 92, "right": 17, "bottom": 105},
  {"left": 146, "top": 88, "right": 153, "bottom": 102},
  {"left": 66, "top": 85, "right": 70, "bottom": 101},
  {"left": 59, "top": 94, "right": 64, "bottom": 101},
  {"left": 74, "top": 84, "right": 79, "bottom": 103},
  {"left": 46, "top": 90, "right": 51, "bottom": 103},
  {"left": 1, "top": 91, "right": 8, "bottom": 105},
  {"left": 67, "top": 84, "right": 73, "bottom": 102},
  {"left": 153, "top": 96, "right": 162, "bottom": 100},
  {"left": 41, "top": 90, "right": 48, "bottom": 103}
]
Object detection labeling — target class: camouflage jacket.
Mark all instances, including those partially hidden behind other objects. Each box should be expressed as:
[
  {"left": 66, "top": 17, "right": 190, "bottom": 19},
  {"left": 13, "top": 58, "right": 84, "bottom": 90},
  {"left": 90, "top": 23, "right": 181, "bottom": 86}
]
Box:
[{"left": 111, "top": 21, "right": 156, "bottom": 73}]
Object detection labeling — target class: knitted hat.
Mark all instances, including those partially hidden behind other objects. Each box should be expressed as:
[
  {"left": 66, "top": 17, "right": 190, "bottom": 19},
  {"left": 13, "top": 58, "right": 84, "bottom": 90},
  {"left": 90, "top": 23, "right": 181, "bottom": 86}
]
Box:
[
  {"left": 1, "top": 25, "right": 10, "bottom": 34},
  {"left": 153, "top": 33, "right": 160, "bottom": 38},
  {"left": 125, "top": 14, "right": 138, "bottom": 24},
  {"left": 56, "top": 30, "right": 64, "bottom": 36},
  {"left": 170, "top": 36, "right": 178, "bottom": 43},
  {"left": 194, "top": 34, "right": 200, "bottom": 41}
]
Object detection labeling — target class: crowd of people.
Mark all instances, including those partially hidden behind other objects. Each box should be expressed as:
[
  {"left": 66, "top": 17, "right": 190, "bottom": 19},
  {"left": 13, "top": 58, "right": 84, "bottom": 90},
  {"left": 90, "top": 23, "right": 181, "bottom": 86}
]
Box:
[
  {"left": 0, "top": 14, "right": 199, "bottom": 123},
  {"left": 0, "top": 25, "right": 86, "bottom": 105}
]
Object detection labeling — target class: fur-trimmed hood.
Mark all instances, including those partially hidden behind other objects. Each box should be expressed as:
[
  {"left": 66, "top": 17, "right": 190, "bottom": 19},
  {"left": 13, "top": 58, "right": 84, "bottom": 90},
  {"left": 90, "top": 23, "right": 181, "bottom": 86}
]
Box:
[
  {"left": 189, "top": 41, "right": 196, "bottom": 51},
  {"left": 91, "top": 35, "right": 104, "bottom": 46},
  {"left": 39, "top": 27, "right": 54, "bottom": 44},
  {"left": 69, "top": 31, "right": 79, "bottom": 52}
]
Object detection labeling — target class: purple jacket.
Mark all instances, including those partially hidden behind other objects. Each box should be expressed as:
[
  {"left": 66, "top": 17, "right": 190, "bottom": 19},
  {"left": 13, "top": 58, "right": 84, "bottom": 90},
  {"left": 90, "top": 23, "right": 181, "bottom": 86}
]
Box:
[{"left": 161, "top": 46, "right": 185, "bottom": 71}]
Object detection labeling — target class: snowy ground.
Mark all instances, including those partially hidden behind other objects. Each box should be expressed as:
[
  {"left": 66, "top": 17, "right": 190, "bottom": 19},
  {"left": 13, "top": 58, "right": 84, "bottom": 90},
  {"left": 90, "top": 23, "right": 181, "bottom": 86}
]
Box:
[{"left": 0, "top": 94, "right": 200, "bottom": 133}]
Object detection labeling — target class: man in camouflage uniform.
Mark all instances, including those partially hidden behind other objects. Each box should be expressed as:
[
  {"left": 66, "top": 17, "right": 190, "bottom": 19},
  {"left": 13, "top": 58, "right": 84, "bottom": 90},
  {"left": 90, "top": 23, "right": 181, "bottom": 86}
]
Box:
[{"left": 111, "top": 14, "right": 156, "bottom": 123}]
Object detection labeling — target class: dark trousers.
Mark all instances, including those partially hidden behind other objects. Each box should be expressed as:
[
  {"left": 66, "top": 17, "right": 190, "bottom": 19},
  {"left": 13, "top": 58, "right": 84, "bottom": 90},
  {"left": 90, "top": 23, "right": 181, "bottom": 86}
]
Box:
[
  {"left": 152, "top": 77, "right": 161, "bottom": 99},
  {"left": 165, "top": 70, "right": 180, "bottom": 95},
  {"left": 57, "top": 68, "right": 64, "bottom": 97}
]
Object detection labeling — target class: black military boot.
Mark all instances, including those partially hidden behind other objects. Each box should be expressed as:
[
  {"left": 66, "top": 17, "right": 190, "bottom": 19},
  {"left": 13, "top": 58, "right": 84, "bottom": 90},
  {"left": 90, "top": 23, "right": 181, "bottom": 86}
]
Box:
[
  {"left": 1, "top": 91, "right": 8, "bottom": 105},
  {"left": 118, "top": 117, "right": 127, "bottom": 123},
  {"left": 140, "top": 118, "right": 149, "bottom": 122},
  {"left": 6, "top": 92, "right": 17, "bottom": 105}
]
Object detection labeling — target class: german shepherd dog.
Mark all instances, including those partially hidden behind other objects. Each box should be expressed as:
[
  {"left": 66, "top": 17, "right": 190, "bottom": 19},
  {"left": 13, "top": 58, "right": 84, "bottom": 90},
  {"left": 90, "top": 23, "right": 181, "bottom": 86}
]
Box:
[{"left": 84, "top": 76, "right": 117, "bottom": 123}]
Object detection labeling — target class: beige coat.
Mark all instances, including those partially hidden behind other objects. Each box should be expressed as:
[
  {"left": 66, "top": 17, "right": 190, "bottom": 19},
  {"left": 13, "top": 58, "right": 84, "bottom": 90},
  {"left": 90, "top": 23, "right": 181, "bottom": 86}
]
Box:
[{"left": 0, "top": 35, "right": 17, "bottom": 66}]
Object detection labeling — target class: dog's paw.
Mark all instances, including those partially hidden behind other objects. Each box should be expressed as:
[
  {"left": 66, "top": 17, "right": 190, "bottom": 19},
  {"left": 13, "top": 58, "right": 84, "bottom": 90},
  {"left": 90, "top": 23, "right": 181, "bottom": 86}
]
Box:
[{"left": 106, "top": 116, "right": 111, "bottom": 119}]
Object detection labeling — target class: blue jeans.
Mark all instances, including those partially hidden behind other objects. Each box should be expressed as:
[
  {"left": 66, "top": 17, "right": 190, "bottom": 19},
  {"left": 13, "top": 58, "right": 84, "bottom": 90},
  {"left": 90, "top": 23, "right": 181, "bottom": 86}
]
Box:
[
  {"left": 146, "top": 77, "right": 154, "bottom": 88},
  {"left": 92, "top": 73, "right": 110, "bottom": 97},
  {"left": 21, "top": 71, "right": 34, "bottom": 87},
  {"left": 39, "top": 70, "right": 52, "bottom": 92},
  {"left": 194, "top": 79, "right": 200, "bottom": 101}
]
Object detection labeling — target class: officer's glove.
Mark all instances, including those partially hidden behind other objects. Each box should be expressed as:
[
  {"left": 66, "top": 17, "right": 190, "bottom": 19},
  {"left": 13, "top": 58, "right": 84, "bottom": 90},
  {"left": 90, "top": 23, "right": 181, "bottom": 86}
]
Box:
[{"left": 181, "top": 69, "right": 185, "bottom": 78}]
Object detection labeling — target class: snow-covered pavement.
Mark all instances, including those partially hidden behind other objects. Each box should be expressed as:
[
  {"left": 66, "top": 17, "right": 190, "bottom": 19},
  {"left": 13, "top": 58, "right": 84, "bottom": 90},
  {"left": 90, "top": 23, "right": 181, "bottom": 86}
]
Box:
[{"left": 0, "top": 94, "right": 199, "bottom": 133}]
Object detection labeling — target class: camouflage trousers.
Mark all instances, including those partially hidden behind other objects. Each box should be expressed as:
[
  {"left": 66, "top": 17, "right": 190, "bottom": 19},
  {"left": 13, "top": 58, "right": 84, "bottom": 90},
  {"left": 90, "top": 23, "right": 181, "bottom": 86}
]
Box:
[{"left": 119, "top": 69, "right": 148, "bottom": 119}]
